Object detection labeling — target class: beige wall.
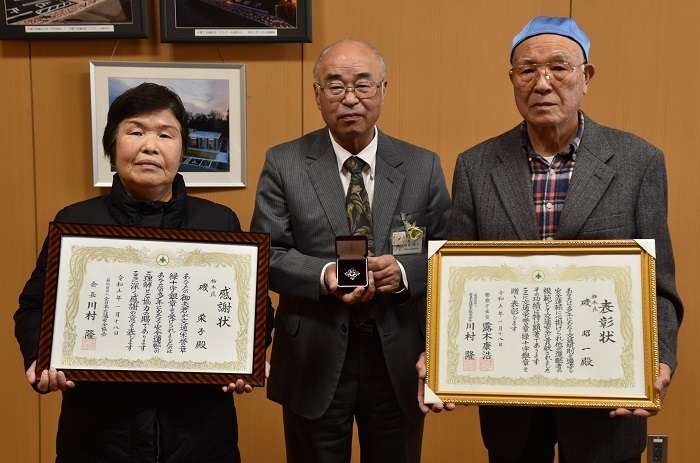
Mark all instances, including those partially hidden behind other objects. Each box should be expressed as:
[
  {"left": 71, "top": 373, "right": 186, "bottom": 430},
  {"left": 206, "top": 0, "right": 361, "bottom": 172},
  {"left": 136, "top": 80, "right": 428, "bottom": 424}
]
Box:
[{"left": 1, "top": 1, "right": 698, "bottom": 461}]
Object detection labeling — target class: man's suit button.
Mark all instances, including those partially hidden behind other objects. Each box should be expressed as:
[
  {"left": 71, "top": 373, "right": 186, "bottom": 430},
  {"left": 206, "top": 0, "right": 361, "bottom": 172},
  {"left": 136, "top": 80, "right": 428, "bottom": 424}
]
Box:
[{"left": 341, "top": 324, "right": 348, "bottom": 333}]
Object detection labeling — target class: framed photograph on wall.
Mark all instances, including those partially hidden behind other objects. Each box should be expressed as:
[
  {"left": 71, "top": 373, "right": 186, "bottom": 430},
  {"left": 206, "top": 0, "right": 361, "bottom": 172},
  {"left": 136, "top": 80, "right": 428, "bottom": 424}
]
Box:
[
  {"left": 160, "top": 0, "right": 311, "bottom": 43},
  {"left": 1, "top": 0, "right": 148, "bottom": 39},
  {"left": 90, "top": 61, "right": 247, "bottom": 188},
  {"left": 424, "top": 239, "right": 661, "bottom": 410}
]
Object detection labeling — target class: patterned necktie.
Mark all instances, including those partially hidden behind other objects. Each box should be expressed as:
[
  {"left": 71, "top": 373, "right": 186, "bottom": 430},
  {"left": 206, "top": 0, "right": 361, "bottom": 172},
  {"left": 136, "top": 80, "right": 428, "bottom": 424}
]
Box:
[{"left": 344, "top": 156, "right": 375, "bottom": 256}]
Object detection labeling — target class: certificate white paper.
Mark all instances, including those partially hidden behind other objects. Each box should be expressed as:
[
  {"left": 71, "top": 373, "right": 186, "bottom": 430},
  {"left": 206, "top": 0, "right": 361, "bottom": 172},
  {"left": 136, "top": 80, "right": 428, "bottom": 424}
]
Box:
[
  {"left": 37, "top": 223, "right": 269, "bottom": 385},
  {"left": 425, "top": 240, "right": 659, "bottom": 409}
]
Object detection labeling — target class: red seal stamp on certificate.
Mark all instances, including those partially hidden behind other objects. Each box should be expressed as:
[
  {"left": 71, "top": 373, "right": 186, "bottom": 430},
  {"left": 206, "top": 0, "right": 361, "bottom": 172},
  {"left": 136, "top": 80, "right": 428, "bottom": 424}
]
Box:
[
  {"left": 479, "top": 357, "right": 494, "bottom": 371},
  {"left": 81, "top": 337, "right": 97, "bottom": 350},
  {"left": 462, "top": 358, "right": 477, "bottom": 371}
]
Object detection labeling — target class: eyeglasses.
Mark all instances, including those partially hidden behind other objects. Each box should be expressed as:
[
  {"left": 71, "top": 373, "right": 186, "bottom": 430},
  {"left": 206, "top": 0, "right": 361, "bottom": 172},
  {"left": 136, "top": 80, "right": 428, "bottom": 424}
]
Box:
[
  {"left": 509, "top": 62, "right": 584, "bottom": 85},
  {"left": 315, "top": 80, "right": 383, "bottom": 101}
]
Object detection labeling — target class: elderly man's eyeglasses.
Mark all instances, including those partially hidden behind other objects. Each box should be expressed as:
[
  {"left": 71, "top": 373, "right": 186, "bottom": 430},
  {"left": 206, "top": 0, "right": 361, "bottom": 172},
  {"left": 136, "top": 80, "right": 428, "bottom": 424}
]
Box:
[
  {"left": 315, "top": 80, "right": 383, "bottom": 101},
  {"left": 509, "top": 62, "right": 584, "bottom": 84}
]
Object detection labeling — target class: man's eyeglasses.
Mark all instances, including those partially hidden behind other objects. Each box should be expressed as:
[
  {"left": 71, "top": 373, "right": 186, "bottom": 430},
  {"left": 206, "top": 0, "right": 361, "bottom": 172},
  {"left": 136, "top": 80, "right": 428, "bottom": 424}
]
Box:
[
  {"left": 315, "top": 80, "right": 383, "bottom": 101},
  {"left": 509, "top": 62, "right": 584, "bottom": 85}
]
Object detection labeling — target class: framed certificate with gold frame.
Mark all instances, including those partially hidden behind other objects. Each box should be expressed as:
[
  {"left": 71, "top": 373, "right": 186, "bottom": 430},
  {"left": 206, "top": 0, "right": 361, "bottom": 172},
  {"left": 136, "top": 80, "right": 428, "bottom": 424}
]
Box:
[
  {"left": 36, "top": 222, "right": 269, "bottom": 386},
  {"left": 424, "top": 240, "right": 660, "bottom": 410}
]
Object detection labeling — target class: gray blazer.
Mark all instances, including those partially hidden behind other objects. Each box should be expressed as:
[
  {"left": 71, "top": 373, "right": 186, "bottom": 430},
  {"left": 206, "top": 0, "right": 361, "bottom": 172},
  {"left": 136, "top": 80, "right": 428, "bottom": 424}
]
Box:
[
  {"left": 447, "top": 114, "right": 683, "bottom": 462},
  {"left": 251, "top": 128, "right": 451, "bottom": 422}
]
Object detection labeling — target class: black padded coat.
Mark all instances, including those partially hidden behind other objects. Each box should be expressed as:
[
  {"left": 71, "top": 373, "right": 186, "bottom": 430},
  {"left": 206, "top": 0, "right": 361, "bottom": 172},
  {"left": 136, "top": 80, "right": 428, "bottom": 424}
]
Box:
[{"left": 14, "top": 174, "right": 267, "bottom": 463}]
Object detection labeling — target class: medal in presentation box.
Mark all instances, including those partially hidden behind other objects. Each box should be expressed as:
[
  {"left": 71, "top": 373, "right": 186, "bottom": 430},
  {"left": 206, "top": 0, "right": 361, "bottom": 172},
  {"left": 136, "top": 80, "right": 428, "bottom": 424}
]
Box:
[{"left": 336, "top": 235, "right": 368, "bottom": 288}]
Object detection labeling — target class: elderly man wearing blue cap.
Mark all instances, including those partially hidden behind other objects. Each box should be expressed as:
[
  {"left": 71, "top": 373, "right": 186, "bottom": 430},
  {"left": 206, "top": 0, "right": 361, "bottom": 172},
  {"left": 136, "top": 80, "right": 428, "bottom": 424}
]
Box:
[{"left": 419, "top": 15, "right": 683, "bottom": 463}]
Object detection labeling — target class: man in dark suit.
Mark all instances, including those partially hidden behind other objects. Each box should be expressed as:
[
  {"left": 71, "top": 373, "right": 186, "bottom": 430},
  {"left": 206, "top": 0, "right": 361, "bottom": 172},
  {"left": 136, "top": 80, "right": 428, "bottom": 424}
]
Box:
[
  {"left": 251, "top": 39, "right": 451, "bottom": 463},
  {"left": 422, "top": 16, "right": 683, "bottom": 463}
]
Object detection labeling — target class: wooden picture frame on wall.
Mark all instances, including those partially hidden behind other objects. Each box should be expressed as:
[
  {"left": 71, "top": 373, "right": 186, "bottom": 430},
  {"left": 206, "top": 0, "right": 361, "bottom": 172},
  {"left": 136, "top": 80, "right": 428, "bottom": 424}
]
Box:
[
  {"left": 159, "top": 0, "right": 311, "bottom": 43},
  {"left": 90, "top": 61, "right": 247, "bottom": 188},
  {"left": 1, "top": 0, "right": 148, "bottom": 39}
]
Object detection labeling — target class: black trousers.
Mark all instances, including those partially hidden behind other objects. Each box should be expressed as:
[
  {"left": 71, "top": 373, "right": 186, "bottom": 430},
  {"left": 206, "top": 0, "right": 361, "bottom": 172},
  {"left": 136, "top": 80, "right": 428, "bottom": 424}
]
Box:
[
  {"left": 487, "top": 408, "right": 641, "bottom": 463},
  {"left": 282, "top": 320, "right": 424, "bottom": 463}
]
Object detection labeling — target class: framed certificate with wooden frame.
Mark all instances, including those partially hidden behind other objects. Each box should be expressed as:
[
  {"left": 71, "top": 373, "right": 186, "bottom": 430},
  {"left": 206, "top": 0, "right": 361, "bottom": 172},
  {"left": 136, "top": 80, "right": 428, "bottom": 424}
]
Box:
[
  {"left": 424, "top": 239, "right": 660, "bottom": 410},
  {"left": 36, "top": 222, "right": 269, "bottom": 386}
]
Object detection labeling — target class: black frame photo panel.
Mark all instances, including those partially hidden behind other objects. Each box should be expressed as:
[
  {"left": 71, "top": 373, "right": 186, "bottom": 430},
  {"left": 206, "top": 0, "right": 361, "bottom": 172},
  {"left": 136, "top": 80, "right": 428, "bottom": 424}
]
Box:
[
  {"left": 1, "top": 0, "right": 148, "bottom": 39},
  {"left": 160, "top": 0, "right": 311, "bottom": 43}
]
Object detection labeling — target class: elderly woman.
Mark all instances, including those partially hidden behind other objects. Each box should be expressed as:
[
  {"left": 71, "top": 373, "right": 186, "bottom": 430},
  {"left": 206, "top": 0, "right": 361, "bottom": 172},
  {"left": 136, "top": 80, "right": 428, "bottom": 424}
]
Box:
[{"left": 14, "top": 82, "right": 257, "bottom": 462}]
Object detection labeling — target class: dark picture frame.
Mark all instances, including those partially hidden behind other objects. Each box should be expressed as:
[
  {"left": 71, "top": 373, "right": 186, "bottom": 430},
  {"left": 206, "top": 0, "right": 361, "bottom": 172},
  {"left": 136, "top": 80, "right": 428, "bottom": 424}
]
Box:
[
  {"left": 1, "top": 0, "right": 148, "bottom": 40},
  {"left": 36, "top": 222, "right": 270, "bottom": 386},
  {"left": 160, "top": 0, "right": 311, "bottom": 43}
]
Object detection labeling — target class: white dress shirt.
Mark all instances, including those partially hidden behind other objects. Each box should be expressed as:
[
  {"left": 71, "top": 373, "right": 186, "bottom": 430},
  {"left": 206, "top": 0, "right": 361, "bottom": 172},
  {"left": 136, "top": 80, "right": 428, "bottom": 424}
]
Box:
[{"left": 320, "top": 127, "right": 408, "bottom": 294}]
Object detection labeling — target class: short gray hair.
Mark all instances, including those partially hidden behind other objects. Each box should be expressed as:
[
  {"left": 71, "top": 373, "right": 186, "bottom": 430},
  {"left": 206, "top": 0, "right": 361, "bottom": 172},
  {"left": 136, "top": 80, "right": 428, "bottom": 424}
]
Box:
[{"left": 313, "top": 38, "right": 387, "bottom": 83}]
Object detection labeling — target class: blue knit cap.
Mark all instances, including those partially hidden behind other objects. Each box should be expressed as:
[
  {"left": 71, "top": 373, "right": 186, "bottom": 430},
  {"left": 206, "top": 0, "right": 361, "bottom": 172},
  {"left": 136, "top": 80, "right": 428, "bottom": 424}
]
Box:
[{"left": 511, "top": 16, "right": 590, "bottom": 63}]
